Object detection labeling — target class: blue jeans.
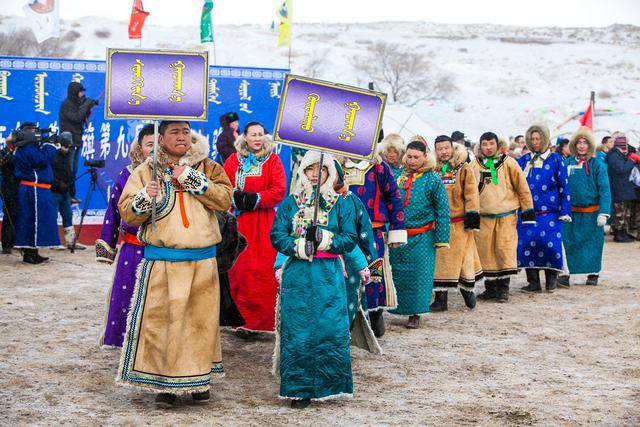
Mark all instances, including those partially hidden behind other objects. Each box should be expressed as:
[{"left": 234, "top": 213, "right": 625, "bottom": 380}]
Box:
[{"left": 52, "top": 192, "right": 73, "bottom": 228}]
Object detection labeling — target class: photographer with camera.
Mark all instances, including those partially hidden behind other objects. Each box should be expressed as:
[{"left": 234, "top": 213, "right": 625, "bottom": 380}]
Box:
[
  {"left": 0, "top": 124, "right": 31, "bottom": 254},
  {"left": 51, "top": 140, "right": 86, "bottom": 250},
  {"left": 13, "top": 125, "right": 70, "bottom": 264},
  {"left": 59, "top": 81, "right": 98, "bottom": 204}
]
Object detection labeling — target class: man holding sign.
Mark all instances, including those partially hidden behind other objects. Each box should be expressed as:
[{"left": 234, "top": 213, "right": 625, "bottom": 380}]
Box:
[{"left": 117, "top": 121, "right": 232, "bottom": 405}]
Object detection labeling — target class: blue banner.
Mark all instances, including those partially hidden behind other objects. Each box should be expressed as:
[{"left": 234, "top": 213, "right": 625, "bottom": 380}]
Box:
[{"left": 0, "top": 55, "right": 290, "bottom": 221}]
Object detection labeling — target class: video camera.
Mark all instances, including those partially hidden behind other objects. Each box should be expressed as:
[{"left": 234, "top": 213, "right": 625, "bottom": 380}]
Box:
[
  {"left": 84, "top": 159, "right": 105, "bottom": 168},
  {"left": 13, "top": 127, "right": 73, "bottom": 149}
]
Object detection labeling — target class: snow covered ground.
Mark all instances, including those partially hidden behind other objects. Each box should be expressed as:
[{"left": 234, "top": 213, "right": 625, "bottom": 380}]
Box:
[{"left": 1, "top": 14, "right": 639, "bottom": 145}]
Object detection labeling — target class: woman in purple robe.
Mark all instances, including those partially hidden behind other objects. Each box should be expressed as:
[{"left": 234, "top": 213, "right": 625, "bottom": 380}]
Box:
[{"left": 96, "top": 124, "right": 155, "bottom": 347}]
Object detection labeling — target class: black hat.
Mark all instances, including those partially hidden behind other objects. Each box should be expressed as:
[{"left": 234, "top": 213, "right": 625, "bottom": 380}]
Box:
[
  {"left": 19, "top": 122, "right": 37, "bottom": 130},
  {"left": 451, "top": 131, "right": 465, "bottom": 141}
]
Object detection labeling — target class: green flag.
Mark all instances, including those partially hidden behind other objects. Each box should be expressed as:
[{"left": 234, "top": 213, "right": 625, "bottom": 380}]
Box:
[{"left": 200, "top": 0, "right": 214, "bottom": 43}]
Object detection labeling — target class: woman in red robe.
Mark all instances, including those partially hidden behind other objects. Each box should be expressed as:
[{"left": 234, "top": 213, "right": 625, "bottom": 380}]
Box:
[{"left": 223, "top": 122, "right": 286, "bottom": 336}]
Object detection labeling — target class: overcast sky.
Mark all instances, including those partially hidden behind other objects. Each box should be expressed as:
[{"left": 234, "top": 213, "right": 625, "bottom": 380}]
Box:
[{"left": 2, "top": 0, "right": 639, "bottom": 27}]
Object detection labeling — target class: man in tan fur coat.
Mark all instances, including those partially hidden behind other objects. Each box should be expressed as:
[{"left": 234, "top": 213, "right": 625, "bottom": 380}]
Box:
[{"left": 117, "top": 121, "right": 232, "bottom": 407}]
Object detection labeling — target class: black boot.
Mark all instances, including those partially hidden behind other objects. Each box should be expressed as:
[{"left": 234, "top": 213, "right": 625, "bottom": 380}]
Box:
[
  {"left": 429, "top": 291, "right": 448, "bottom": 312},
  {"left": 291, "top": 398, "right": 311, "bottom": 409},
  {"left": 521, "top": 269, "right": 542, "bottom": 293},
  {"left": 496, "top": 278, "right": 510, "bottom": 303},
  {"left": 191, "top": 390, "right": 210, "bottom": 403},
  {"left": 544, "top": 270, "right": 558, "bottom": 292},
  {"left": 34, "top": 250, "right": 49, "bottom": 263},
  {"left": 22, "top": 249, "right": 39, "bottom": 264},
  {"left": 368, "top": 308, "right": 385, "bottom": 338},
  {"left": 478, "top": 280, "right": 497, "bottom": 300},
  {"left": 586, "top": 274, "right": 599, "bottom": 286},
  {"left": 155, "top": 393, "right": 177, "bottom": 408},
  {"left": 557, "top": 274, "right": 570, "bottom": 288},
  {"left": 613, "top": 229, "right": 634, "bottom": 243},
  {"left": 459, "top": 287, "right": 476, "bottom": 309}
]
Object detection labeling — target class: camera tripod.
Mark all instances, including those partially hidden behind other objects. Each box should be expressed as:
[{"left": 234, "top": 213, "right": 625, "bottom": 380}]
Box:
[{"left": 70, "top": 166, "right": 107, "bottom": 253}]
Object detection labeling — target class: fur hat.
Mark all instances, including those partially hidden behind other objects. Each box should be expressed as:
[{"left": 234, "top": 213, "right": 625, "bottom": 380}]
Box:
[
  {"left": 378, "top": 133, "right": 406, "bottom": 158},
  {"left": 525, "top": 123, "right": 551, "bottom": 153},
  {"left": 569, "top": 126, "right": 596, "bottom": 158},
  {"left": 294, "top": 151, "right": 338, "bottom": 195}
]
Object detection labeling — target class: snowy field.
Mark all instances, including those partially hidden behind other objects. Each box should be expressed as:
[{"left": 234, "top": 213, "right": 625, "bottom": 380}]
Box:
[
  {"left": 1, "top": 15, "right": 639, "bottom": 145},
  {"left": 0, "top": 238, "right": 638, "bottom": 425}
]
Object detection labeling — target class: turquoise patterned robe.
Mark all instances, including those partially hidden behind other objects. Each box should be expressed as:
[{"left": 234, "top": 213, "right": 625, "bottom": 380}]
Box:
[
  {"left": 562, "top": 157, "right": 611, "bottom": 274},
  {"left": 270, "top": 194, "right": 358, "bottom": 400},
  {"left": 389, "top": 171, "right": 450, "bottom": 315}
]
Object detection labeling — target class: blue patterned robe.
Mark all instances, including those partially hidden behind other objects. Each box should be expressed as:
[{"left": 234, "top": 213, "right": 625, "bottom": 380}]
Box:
[
  {"left": 562, "top": 157, "right": 611, "bottom": 274},
  {"left": 517, "top": 151, "right": 571, "bottom": 270},
  {"left": 389, "top": 170, "right": 450, "bottom": 315},
  {"left": 344, "top": 161, "right": 405, "bottom": 311}
]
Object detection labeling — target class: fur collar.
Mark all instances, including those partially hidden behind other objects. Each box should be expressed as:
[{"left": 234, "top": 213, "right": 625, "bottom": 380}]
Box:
[
  {"left": 403, "top": 152, "right": 436, "bottom": 174},
  {"left": 436, "top": 143, "right": 468, "bottom": 169},
  {"left": 146, "top": 132, "right": 210, "bottom": 169},
  {"left": 234, "top": 134, "right": 275, "bottom": 159},
  {"left": 473, "top": 137, "right": 508, "bottom": 160}
]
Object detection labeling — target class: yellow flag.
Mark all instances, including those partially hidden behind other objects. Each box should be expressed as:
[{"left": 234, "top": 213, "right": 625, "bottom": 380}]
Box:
[{"left": 276, "top": 0, "right": 292, "bottom": 48}]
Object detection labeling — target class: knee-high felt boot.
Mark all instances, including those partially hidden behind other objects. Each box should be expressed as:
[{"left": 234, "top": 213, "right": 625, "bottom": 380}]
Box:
[
  {"left": 544, "top": 269, "right": 558, "bottom": 292},
  {"left": 496, "top": 278, "right": 510, "bottom": 303},
  {"left": 521, "top": 269, "right": 542, "bottom": 293},
  {"left": 478, "top": 280, "right": 497, "bottom": 300},
  {"left": 430, "top": 290, "right": 448, "bottom": 312}
]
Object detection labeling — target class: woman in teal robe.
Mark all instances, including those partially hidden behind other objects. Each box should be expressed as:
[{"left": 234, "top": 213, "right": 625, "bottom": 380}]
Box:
[
  {"left": 388, "top": 141, "right": 450, "bottom": 328},
  {"left": 270, "top": 151, "right": 358, "bottom": 408},
  {"left": 560, "top": 127, "right": 611, "bottom": 286}
]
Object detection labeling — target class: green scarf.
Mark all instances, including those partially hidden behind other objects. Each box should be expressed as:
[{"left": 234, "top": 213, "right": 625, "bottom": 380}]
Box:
[
  {"left": 483, "top": 155, "right": 498, "bottom": 185},
  {"left": 441, "top": 162, "right": 449, "bottom": 175}
]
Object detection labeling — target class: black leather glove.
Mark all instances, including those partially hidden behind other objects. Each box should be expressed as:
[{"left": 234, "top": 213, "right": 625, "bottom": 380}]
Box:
[
  {"left": 463, "top": 211, "right": 480, "bottom": 230},
  {"left": 233, "top": 190, "right": 259, "bottom": 211},
  {"left": 233, "top": 190, "right": 244, "bottom": 209},
  {"left": 305, "top": 224, "right": 322, "bottom": 255}
]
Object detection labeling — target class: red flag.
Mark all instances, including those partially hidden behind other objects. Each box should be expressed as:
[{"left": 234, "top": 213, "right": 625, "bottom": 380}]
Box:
[
  {"left": 128, "top": 0, "right": 149, "bottom": 40},
  {"left": 579, "top": 99, "right": 594, "bottom": 130}
]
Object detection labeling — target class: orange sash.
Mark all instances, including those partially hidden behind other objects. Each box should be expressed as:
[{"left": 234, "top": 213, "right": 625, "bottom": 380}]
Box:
[
  {"left": 20, "top": 180, "right": 51, "bottom": 189},
  {"left": 571, "top": 205, "right": 599, "bottom": 213},
  {"left": 406, "top": 221, "right": 435, "bottom": 237}
]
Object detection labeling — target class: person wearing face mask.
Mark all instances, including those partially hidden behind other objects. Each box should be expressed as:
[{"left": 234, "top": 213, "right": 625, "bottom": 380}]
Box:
[
  {"left": 270, "top": 150, "right": 358, "bottom": 408},
  {"left": 387, "top": 140, "right": 450, "bottom": 329},
  {"left": 559, "top": 127, "right": 611, "bottom": 287},
  {"left": 431, "top": 135, "right": 482, "bottom": 312},
  {"left": 116, "top": 121, "right": 233, "bottom": 407},
  {"left": 222, "top": 121, "right": 286, "bottom": 338},
  {"left": 95, "top": 124, "right": 155, "bottom": 348},
  {"left": 516, "top": 124, "right": 572, "bottom": 294},
  {"left": 471, "top": 132, "right": 535, "bottom": 303}
]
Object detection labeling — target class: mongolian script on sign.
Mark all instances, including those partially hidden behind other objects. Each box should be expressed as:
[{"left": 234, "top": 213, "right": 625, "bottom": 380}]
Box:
[
  {"left": 0, "top": 71, "right": 13, "bottom": 101},
  {"left": 34, "top": 72, "right": 50, "bottom": 115},
  {"left": 300, "top": 93, "right": 320, "bottom": 133},
  {"left": 338, "top": 101, "right": 361, "bottom": 142},
  {"left": 169, "top": 60, "right": 186, "bottom": 102},
  {"left": 128, "top": 58, "right": 146, "bottom": 106}
]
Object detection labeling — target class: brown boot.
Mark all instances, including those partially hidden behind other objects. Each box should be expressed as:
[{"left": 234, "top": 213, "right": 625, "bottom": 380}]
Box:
[{"left": 406, "top": 315, "right": 420, "bottom": 329}]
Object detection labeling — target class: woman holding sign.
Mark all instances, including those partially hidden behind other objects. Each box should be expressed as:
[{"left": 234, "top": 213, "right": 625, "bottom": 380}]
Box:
[
  {"left": 270, "top": 150, "right": 358, "bottom": 408},
  {"left": 223, "top": 122, "right": 286, "bottom": 336}
]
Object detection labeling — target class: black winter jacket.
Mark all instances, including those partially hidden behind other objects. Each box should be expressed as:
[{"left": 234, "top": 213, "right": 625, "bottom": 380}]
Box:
[
  {"left": 51, "top": 151, "right": 72, "bottom": 194},
  {"left": 59, "top": 82, "right": 93, "bottom": 147}
]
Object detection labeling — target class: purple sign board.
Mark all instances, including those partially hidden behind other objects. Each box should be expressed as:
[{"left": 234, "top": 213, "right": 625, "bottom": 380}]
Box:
[
  {"left": 273, "top": 74, "right": 386, "bottom": 160},
  {"left": 105, "top": 48, "right": 208, "bottom": 121}
]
